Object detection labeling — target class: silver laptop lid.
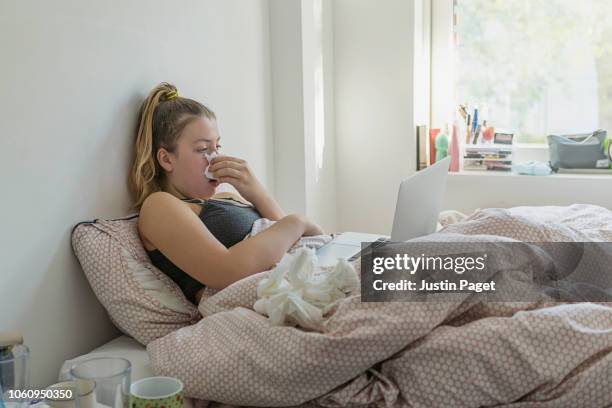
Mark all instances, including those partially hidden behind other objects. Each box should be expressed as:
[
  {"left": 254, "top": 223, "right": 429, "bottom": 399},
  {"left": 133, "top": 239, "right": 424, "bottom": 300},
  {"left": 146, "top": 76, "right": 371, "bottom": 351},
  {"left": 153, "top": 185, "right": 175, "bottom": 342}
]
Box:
[{"left": 390, "top": 156, "right": 451, "bottom": 242}]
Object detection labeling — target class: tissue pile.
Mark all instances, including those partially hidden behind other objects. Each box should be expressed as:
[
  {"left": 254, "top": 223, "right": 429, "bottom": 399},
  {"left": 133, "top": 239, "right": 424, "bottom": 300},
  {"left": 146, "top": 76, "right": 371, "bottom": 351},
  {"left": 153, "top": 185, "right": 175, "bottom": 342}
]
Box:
[{"left": 254, "top": 247, "right": 359, "bottom": 331}]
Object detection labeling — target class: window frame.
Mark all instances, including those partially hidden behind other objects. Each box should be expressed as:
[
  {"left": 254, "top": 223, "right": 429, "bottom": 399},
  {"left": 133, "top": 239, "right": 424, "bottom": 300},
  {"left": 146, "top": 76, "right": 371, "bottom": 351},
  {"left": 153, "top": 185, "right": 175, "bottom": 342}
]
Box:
[{"left": 429, "top": 0, "right": 550, "bottom": 159}]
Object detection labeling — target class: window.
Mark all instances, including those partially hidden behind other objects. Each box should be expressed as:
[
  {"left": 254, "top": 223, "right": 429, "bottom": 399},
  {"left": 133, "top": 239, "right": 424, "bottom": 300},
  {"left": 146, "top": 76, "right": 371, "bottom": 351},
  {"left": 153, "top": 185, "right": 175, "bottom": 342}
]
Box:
[{"left": 433, "top": 0, "right": 612, "bottom": 144}]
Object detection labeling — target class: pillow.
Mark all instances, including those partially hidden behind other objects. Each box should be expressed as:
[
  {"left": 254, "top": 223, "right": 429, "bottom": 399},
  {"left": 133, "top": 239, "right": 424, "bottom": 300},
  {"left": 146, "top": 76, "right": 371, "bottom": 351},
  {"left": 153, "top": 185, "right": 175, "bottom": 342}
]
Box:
[{"left": 71, "top": 215, "right": 201, "bottom": 345}]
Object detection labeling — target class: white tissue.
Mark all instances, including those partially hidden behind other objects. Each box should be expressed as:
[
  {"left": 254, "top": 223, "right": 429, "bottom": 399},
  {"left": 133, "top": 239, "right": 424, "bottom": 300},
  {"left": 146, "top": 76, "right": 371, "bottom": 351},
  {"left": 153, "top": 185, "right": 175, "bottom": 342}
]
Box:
[
  {"left": 204, "top": 151, "right": 219, "bottom": 180},
  {"left": 253, "top": 247, "right": 359, "bottom": 331}
]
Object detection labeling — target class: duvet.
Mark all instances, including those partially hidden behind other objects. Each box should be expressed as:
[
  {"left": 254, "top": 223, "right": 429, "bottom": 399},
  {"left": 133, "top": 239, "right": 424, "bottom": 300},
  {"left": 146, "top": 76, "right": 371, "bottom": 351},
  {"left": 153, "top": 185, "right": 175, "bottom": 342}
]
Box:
[{"left": 147, "top": 205, "right": 612, "bottom": 407}]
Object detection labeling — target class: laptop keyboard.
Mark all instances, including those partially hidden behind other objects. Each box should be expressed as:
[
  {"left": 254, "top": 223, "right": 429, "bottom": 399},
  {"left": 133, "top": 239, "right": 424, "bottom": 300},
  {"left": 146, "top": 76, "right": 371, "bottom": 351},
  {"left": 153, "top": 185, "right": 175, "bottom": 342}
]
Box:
[{"left": 347, "top": 237, "right": 389, "bottom": 261}]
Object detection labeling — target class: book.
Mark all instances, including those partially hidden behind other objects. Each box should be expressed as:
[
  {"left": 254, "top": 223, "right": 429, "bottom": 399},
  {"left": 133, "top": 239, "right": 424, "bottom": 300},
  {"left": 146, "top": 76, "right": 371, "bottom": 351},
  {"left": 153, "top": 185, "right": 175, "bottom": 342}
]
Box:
[{"left": 416, "top": 125, "right": 429, "bottom": 170}]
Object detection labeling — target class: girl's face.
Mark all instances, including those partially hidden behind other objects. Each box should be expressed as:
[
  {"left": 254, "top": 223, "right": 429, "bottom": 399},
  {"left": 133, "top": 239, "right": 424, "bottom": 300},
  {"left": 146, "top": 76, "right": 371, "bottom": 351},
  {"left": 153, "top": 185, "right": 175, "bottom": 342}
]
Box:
[{"left": 161, "top": 115, "right": 222, "bottom": 199}]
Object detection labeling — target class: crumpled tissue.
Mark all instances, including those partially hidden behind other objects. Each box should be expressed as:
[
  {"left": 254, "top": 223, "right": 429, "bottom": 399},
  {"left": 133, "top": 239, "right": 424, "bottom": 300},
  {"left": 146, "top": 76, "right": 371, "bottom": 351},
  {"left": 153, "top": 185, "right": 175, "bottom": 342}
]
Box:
[
  {"left": 253, "top": 247, "right": 359, "bottom": 331},
  {"left": 204, "top": 151, "right": 220, "bottom": 180}
]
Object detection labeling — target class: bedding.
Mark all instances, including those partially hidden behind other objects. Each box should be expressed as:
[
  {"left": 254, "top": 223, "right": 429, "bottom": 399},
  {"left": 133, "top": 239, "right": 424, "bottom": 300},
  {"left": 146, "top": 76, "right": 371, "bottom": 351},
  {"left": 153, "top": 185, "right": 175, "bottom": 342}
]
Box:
[
  {"left": 71, "top": 216, "right": 201, "bottom": 345},
  {"left": 147, "top": 204, "right": 612, "bottom": 407}
]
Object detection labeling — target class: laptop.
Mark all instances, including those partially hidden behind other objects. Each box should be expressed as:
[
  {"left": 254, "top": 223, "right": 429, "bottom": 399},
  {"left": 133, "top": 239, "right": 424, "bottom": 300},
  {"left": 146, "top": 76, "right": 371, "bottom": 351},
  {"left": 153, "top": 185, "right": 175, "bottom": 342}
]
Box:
[{"left": 316, "top": 156, "right": 451, "bottom": 267}]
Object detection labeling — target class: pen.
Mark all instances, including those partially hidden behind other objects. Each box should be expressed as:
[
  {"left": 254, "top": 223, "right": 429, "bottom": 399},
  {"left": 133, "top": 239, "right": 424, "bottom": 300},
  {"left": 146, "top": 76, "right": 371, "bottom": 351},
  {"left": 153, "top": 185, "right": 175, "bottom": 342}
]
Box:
[{"left": 473, "top": 124, "right": 481, "bottom": 144}]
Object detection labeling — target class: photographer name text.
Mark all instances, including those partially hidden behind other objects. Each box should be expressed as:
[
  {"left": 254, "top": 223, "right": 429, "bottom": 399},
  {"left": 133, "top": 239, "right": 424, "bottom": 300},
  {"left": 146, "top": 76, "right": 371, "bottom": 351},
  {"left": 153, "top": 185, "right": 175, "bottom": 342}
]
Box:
[{"left": 370, "top": 254, "right": 496, "bottom": 293}]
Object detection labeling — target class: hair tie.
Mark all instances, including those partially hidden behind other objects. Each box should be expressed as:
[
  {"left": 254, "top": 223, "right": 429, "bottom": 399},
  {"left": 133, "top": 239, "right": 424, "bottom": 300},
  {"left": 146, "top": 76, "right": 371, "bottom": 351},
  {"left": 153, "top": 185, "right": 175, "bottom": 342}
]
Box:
[{"left": 166, "top": 90, "right": 179, "bottom": 101}]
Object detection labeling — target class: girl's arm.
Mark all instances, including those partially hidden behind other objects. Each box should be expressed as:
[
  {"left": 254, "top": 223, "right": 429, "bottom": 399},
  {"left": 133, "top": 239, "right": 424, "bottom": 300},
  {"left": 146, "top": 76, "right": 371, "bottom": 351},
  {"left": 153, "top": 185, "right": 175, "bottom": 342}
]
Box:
[
  {"left": 208, "top": 156, "right": 287, "bottom": 220},
  {"left": 249, "top": 189, "right": 285, "bottom": 221},
  {"left": 139, "top": 192, "right": 310, "bottom": 290}
]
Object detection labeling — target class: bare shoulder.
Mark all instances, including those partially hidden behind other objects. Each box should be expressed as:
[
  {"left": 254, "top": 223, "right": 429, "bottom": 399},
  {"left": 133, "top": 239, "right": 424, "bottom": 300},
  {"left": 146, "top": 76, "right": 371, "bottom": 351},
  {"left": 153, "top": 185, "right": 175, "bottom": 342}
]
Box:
[
  {"left": 141, "top": 191, "right": 179, "bottom": 211},
  {"left": 138, "top": 192, "right": 193, "bottom": 251},
  {"left": 140, "top": 192, "right": 181, "bottom": 223}
]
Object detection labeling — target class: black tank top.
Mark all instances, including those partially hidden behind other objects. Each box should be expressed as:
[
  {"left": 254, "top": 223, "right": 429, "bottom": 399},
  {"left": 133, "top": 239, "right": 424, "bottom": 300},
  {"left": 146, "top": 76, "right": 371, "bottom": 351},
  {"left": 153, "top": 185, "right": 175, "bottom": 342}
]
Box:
[{"left": 146, "top": 197, "right": 262, "bottom": 304}]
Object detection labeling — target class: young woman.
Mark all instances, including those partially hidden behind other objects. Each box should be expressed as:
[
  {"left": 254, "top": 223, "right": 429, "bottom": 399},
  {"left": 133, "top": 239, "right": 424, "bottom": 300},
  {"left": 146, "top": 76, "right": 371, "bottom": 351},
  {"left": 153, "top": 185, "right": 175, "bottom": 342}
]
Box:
[{"left": 129, "top": 82, "right": 324, "bottom": 304}]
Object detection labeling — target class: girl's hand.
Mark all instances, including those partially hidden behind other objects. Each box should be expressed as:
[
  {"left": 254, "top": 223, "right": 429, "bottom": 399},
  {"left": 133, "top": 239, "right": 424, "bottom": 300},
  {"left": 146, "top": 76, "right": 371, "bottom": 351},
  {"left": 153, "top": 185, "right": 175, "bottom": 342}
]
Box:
[{"left": 208, "top": 155, "right": 265, "bottom": 204}]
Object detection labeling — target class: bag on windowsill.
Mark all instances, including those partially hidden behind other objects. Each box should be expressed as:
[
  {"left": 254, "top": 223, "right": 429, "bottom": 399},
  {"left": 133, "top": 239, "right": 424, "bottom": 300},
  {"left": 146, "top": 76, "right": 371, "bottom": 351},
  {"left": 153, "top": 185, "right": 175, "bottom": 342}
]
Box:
[{"left": 547, "top": 129, "right": 609, "bottom": 171}]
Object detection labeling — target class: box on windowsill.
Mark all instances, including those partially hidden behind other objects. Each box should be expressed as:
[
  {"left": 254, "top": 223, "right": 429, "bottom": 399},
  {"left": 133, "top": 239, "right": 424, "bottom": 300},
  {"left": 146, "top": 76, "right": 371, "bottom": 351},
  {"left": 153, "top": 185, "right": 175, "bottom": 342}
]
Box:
[{"left": 462, "top": 144, "right": 514, "bottom": 172}]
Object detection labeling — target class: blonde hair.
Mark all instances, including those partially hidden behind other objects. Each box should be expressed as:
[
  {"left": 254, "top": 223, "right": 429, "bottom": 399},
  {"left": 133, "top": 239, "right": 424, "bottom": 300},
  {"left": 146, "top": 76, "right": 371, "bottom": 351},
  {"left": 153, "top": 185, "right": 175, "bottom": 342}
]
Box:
[{"left": 129, "top": 82, "right": 216, "bottom": 210}]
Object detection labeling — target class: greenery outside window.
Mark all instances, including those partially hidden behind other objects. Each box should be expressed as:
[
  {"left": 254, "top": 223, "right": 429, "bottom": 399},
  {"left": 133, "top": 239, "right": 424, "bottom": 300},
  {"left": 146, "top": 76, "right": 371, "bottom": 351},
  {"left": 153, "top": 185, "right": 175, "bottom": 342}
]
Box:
[{"left": 452, "top": 0, "right": 612, "bottom": 144}]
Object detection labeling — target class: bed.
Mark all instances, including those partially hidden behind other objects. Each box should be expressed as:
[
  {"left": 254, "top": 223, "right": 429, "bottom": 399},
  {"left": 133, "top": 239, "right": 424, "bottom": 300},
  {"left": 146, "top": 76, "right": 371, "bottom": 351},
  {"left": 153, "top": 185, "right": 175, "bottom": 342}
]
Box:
[{"left": 68, "top": 205, "right": 612, "bottom": 407}]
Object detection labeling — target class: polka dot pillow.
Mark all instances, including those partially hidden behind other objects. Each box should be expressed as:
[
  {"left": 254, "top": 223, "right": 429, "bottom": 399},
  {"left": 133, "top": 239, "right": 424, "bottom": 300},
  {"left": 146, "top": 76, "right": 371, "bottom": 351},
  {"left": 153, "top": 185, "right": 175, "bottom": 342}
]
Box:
[{"left": 71, "top": 214, "right": 201, "bottom": 345}]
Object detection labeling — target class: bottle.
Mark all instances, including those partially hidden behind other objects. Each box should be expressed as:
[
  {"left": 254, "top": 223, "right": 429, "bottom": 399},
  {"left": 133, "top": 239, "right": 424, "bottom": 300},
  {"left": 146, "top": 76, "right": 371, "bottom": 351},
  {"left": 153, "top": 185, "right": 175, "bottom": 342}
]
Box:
[
  {"left": 435, "top": 126, "right": 449, "bottom": 162},
  {"left": 482, "top": 120, "right": 495, "bottom": 144},
  {"left": 450, "top": 120, "right": 460, "bottom": 172}
]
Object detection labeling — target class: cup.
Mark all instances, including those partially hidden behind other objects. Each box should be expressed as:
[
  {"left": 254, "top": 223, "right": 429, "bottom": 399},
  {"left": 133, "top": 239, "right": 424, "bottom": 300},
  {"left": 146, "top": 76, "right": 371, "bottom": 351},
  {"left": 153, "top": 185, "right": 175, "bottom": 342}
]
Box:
[
  {"left": 130, "top": 377, "right": 184, "bottom": 408},
  {"left": 45, "top": 380, "right": 95, "bottom": 408},
  {"left": 70, "top": 357, "right": 131, "bottom": 408},
  {"left": 0, "top": 343, "right": 30, "bottom": 408}
]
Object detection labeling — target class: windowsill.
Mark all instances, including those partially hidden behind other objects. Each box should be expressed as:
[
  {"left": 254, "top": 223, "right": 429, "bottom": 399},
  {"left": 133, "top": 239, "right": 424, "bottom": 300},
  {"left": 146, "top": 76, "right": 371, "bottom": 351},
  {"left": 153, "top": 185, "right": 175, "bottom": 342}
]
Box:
[
  {"left": 513, "top": 143, "right": 548, "bottom": 149},
  {"left": 449, "top": 170, "right": 612, "bottom": 180},
  {"left": 456, "top": 143, "right": 611, "bottom": 179}
]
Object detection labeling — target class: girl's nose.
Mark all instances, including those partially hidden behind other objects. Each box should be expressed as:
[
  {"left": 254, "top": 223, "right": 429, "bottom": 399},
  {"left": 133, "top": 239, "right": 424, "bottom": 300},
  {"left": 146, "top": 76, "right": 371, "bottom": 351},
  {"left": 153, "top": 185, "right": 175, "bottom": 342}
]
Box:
[{"left": 204, "top": 150, "right": 219, "bottom": 164}]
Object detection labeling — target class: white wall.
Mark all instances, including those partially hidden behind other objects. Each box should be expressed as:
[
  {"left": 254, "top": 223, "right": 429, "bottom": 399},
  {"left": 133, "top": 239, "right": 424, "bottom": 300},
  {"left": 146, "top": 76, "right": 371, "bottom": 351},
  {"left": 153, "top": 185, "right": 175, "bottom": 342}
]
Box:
[
  {"left": 333, "top": 0, "right": 418, "bottom": 234},
  {"left": 269, "top": 0, "right": 307, "bottom": 215},
  {"left": 444, "top": 173, "right": 612, "bottom": 214},
  {"left": 269, "top": 0, "right": 337, "bottom": 233},
  {"left": 0, "top": 0, "right": 274, "bottom": 387},
  {"left": 302, "top": 0, "right": 337, "bottom": 233}
]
